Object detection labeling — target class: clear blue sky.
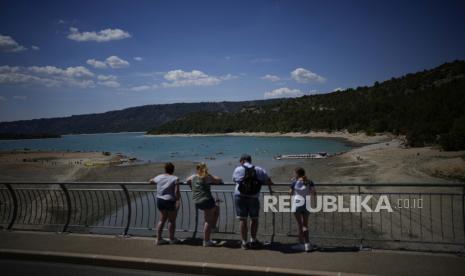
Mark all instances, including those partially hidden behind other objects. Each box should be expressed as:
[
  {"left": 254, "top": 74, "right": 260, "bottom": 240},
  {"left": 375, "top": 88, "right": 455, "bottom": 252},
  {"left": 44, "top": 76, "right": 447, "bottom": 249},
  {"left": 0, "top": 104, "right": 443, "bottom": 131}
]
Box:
[{"left": 0, "top": 0, "right": 464, "bottom": 121}]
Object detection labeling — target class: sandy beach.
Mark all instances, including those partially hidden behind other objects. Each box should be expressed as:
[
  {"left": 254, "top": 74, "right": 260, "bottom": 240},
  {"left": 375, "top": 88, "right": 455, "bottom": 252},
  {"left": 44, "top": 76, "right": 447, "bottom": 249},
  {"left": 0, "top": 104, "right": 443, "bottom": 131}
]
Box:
[
  {"left": 0, "top": 151, "right": 117, "bottom": 182},
  {"left": 0, "top": 134, "right": 463, "bottom": 183},
  {"left": 270, "top": 139, "right": 465, "bottom": 183},
  {"left": 146, "top": 130, "right": 395, "bottom": 145}
]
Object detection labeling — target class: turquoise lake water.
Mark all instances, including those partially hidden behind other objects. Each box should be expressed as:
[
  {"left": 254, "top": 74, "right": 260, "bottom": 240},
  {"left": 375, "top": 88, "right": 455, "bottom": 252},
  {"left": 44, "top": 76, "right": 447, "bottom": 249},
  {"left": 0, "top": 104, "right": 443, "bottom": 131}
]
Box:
[{"left": 0, "top": 132, "right": 351, "bottom": 164}]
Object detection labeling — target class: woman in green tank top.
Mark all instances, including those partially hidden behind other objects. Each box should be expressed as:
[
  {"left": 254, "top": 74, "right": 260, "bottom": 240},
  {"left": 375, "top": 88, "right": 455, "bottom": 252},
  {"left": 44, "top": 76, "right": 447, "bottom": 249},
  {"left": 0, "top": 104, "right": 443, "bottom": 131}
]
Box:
[{"left": 186, "top": 163, "right": 223, "bottom": 247}]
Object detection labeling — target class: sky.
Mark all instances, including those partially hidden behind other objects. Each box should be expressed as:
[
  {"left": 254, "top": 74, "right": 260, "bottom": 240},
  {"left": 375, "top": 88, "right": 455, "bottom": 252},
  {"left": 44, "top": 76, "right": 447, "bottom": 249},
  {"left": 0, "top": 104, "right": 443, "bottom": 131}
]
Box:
[{"left": 0, "top": 0, "right": 464, "bottom": 121}]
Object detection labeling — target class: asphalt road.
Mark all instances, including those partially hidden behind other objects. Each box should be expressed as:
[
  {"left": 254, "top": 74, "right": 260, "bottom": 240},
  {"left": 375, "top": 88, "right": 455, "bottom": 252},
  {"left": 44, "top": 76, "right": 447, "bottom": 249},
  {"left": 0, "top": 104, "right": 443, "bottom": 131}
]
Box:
[{"left": 1, "top": 259, "right": 201, "bottom": 276}]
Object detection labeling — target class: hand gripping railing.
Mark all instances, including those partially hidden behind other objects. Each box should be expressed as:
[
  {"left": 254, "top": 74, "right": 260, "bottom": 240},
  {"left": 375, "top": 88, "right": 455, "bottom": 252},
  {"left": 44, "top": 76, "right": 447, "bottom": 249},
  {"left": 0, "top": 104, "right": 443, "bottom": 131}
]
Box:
[{"left": 1, "top": 182, "right": 464, "bottom": 253}]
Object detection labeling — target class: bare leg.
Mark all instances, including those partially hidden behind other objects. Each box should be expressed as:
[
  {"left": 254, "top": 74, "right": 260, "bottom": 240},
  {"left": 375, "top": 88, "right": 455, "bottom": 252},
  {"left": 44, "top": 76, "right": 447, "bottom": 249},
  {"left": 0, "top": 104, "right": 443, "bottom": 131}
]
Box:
[
  {"left": 212, "top": 205, "right": 220, "bottom": 228},
  {"left": 167, "top": 210, "right": 177, "bottom": 240},
  {"left": 157, "top": 211, "right": 168, "bottom": 241},
  {"left": 240, "top": 218, "right": 248, "bottom": 241},
  {"left": 204, "top": 206, "right": 218, "bottom": 241},
  {"left": 250, "top": 218, "right": 258, "bottom": 240},
  {"left": 302, "top": 213, "right": 310, "bottom": 244},
  {"left": 294, "top": 213, "right": 304, "bottom": 243}
]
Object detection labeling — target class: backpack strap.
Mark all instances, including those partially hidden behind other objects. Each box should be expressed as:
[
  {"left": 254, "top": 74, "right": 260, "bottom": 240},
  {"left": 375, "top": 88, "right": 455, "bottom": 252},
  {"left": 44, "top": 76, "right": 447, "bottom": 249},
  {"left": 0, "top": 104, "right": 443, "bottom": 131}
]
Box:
[{"left": 242, "top": 164, "right": 255, "bottom": 172}]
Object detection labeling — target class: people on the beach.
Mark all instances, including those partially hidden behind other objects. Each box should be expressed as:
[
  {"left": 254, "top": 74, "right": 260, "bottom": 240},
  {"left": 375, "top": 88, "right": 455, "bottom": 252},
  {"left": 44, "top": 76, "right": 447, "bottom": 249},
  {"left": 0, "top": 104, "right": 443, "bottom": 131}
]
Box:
[
  {"left": 150, "top": 162, "right": 181, "bottom": 245},
  {"left": 186, "top": 163, "right": 223, "bottom": 247},
  {"left": 290, "top": 167, "right": 316, "bottom": 252},
  {"left": 232, "top": 154, "right": 273, "bottom": 249}
]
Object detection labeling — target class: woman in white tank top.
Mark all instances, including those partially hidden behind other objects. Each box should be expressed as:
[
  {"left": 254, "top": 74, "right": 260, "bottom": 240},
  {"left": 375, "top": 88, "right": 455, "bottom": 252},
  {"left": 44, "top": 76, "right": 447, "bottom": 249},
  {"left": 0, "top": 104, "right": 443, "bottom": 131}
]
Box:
[{"left": 290, "top": 167, "right": 316, "bottom": 252}]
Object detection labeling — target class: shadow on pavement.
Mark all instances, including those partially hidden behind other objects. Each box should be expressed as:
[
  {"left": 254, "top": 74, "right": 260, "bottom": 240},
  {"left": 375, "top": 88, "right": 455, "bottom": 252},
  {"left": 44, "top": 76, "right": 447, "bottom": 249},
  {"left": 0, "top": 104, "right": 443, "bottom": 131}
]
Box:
[{"left": 174, "top": 238, "right": 361, "bottom": 254}]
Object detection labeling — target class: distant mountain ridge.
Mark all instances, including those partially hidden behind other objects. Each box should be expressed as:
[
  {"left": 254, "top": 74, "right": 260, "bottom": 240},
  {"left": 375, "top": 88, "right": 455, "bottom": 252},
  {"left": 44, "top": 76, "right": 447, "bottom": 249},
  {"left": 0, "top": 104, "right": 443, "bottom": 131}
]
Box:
[
  {"left": 0, "top": 100, "right": 279, "bottom": 134},
  {"left": 148, "top": 60, "right": 465, "bottom": 150}
]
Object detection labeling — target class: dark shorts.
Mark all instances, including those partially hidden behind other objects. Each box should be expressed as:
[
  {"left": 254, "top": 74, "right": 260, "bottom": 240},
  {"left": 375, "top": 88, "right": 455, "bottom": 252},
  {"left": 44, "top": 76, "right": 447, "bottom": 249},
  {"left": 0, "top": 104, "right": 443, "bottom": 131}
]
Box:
[
  {"left": 195, "top": 197, "right": 216, "bottom": 210},
  {"left": 157, "top": 198, "right": 176, "bottom": 211},
  {"left": 293, "top": 197, "right": 310, "bottom": 214},
  {"left": 235, "top": 195, "right": 260, "bottom": 219},
  {"left": 294, "top": 205, "right": 310, "bottom": 214}
]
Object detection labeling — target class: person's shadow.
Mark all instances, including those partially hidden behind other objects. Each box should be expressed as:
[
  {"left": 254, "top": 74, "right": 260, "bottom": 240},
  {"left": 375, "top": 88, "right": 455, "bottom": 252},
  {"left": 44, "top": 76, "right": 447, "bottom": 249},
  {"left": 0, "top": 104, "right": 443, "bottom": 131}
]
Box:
[
  {"left": 265, "top": 242, "right": 318, "bottom": 254},
  {"left": 266, "top": 243, "right": 362, "bottom": 254},
  {"left": 178, "top": 238, "right": 360, "bottom": 254}
]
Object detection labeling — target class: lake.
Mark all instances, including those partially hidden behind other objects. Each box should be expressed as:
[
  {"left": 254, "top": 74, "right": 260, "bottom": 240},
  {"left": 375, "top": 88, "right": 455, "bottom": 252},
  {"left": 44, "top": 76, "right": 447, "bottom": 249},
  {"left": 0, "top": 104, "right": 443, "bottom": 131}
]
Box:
[{"left": 0, "top": 132, "right": 351, "bottom": 163}]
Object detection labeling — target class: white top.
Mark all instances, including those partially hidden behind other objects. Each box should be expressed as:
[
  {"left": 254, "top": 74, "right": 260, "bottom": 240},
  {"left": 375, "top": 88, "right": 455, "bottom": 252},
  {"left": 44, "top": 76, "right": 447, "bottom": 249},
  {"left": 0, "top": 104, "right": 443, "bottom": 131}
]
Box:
[
  {"left": 291, "top": 179, "right": 315, "bottom": 198},
  {"left": 152, "top": 174, "right": 179, "bottom": 201}
]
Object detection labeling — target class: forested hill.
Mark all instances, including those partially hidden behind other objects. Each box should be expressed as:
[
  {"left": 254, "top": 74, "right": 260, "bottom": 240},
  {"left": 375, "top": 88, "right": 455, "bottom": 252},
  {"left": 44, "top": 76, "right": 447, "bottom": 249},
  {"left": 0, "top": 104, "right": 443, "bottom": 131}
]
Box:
[
  {"left": 149, "top": 61, "right": 465, "bottom": 150},
  {"left": 0, "top": 100, "right": 279, "bottom": 134}
]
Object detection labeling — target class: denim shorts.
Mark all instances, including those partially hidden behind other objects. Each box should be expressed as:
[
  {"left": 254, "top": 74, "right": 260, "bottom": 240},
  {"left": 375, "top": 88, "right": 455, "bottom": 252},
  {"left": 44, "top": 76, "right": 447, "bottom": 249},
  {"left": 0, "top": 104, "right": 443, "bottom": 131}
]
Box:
[
  {"left": 157, "top": 198, "right": 176, "bottom": 211},
  {"left": 235, "top": 195, "right": 260, "bottom": 219},
  {"left": 195, "top": 197, "right": 216, "bottom": 210}
]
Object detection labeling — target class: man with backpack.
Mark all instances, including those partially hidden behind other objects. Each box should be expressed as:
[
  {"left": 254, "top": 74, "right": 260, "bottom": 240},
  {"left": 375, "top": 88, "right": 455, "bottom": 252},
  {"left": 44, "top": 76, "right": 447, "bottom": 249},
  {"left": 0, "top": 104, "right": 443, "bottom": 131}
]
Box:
[{"left": 232, "top": 154, "right": 273, "bottom": 249}]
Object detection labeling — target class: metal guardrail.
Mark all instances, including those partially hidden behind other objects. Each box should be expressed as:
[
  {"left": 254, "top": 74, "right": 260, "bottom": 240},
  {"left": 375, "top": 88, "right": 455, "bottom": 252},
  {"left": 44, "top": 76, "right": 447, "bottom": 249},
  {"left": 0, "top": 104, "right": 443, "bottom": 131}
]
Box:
[{"left": 1, "top": 182, "right": 464, "bottom": 252}]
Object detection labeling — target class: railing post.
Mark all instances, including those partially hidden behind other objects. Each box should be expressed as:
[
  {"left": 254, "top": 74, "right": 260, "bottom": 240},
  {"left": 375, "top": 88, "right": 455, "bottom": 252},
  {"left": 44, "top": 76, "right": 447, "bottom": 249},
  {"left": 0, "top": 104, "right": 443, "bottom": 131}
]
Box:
[
  {"left": 271, "top": 212, "right": 276, "bottom": 244},
  {"left": 462, "top": 186, "right": 465, "bottom": 250},
  {"left": 121, "top": 184, "right": 131, "bottom": 237},
  {"left": 60, "top": 184, "right": 72, "bottom": 233},
  {"left": 358, "top": 185, "right": 364, "bottom": 249},
  {"left": 270, "top": 188, "right": 275, "bottom": 244},
  {"left": 5, "top": 184, "right": 18, "bottom": 230},
  {"left": 192, "top": 207, "right": 199, "bottom": 239}
]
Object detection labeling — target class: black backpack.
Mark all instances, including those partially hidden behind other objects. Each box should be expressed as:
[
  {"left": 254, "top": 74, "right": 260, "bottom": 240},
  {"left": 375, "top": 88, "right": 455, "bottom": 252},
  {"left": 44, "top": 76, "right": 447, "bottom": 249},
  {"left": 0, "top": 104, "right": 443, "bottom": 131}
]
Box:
[{"left": 238, "top": 165, "right": 262, "bottom": 195}]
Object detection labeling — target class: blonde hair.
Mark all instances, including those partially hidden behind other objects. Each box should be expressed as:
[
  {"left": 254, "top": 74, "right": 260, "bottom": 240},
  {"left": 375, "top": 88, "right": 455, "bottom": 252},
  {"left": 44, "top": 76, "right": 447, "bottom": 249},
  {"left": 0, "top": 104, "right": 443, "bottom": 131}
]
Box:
[{"left": 196, "top": 163, "right": 209, "bottom": 177}]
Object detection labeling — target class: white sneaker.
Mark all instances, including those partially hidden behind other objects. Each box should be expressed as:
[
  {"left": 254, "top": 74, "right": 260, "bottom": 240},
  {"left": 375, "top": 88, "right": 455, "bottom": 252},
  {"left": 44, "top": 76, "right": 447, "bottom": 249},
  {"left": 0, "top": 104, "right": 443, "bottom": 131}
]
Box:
[
  {"left": 203, "top": 240, "right": 217, "bottom": 247},
  {"left": 155, "top": 239, "right": 169, "bottom": 245},
  {"left": 304, "top": 243, "right": 312, "bottom": 252}
]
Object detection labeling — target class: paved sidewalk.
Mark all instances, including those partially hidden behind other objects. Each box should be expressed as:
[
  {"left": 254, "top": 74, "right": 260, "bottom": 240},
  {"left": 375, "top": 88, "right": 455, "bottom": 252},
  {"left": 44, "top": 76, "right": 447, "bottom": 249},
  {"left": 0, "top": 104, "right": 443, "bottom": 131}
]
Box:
[{"left": 1, "top": 231, "right": 464, "bottom": 276}]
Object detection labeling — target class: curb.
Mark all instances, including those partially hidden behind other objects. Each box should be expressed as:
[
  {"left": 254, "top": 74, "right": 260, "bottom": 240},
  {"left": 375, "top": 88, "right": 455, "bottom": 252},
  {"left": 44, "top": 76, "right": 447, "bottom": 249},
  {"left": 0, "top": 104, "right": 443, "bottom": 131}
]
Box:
[{"left": 0, "top": 249, "right": 372, "bottom": 276}]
